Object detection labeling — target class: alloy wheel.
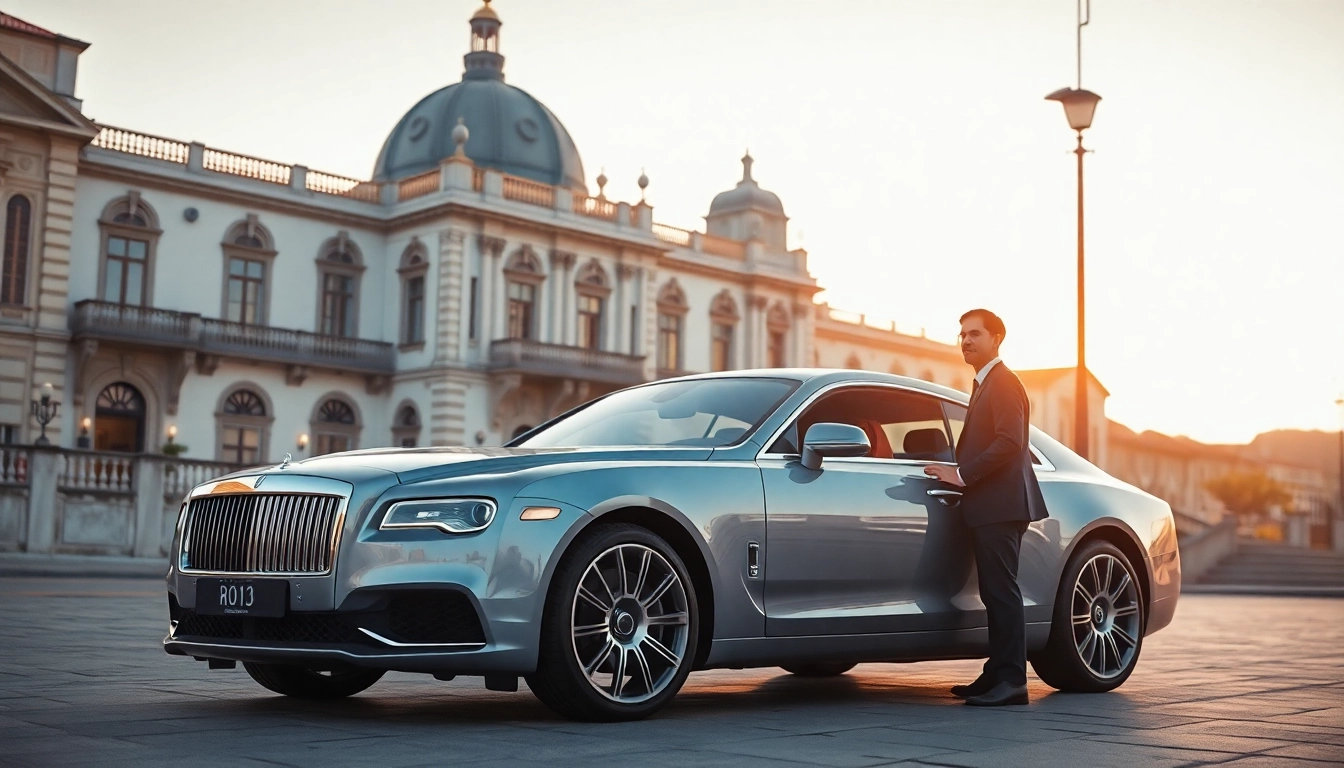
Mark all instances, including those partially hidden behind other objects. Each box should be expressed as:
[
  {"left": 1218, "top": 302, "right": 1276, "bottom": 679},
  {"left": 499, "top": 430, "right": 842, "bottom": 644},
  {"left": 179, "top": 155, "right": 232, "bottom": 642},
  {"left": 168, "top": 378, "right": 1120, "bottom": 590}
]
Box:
[
  {"left": 1070, "top": 553, "right": 1141, "bottom": 679},
  {"left": 570, "top": 543, "right": 690, "bottom": 704}
]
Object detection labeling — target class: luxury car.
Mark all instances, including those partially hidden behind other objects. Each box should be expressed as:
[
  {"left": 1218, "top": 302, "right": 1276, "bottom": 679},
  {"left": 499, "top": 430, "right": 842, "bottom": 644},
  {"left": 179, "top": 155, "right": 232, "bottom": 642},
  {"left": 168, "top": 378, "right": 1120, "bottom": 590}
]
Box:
[{"left": 164, "top": 369, "right": 1180, "bottom": 721}]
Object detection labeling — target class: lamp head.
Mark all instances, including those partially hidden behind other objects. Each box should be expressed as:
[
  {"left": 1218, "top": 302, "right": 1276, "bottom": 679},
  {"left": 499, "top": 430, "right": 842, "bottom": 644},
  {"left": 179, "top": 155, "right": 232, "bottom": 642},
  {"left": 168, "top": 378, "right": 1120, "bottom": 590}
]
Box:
[
  {"left": 297, "top": 433, "right": 309, "bottom": 451},
  {"left": 1044, "top": 87, "right": 1102, "bottom": 132}
]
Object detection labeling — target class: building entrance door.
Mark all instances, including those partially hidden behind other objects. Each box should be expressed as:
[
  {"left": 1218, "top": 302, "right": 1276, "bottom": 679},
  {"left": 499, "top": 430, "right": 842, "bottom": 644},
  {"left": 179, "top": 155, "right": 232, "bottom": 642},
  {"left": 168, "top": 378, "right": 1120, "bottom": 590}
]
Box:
[{"left": 94, "top": 382, "right": 146, "bottom": 452}]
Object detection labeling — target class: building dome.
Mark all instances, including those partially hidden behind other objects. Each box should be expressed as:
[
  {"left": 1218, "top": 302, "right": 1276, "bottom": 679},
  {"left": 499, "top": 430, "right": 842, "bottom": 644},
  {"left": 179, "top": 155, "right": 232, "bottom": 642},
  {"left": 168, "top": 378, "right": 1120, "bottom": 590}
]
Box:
[
  {"left": 371, "top": 2, "right": 586, "bottom": 190},
  {"left": 707, "top": 153, "right": 784, "bottom": 216}
]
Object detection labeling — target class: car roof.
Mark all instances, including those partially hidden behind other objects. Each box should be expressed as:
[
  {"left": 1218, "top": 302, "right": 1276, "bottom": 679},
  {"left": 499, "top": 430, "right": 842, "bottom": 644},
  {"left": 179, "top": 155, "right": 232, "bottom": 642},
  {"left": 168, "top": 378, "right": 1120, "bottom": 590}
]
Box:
[{"left": 658, "top": 368, "right": 972, "bottom": 406}]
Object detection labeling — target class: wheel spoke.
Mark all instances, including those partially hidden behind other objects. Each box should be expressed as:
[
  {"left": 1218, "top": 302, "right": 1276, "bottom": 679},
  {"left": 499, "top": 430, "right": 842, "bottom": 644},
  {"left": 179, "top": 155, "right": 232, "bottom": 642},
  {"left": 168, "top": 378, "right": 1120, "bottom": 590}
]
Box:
[
  {"left": 1114, "top": 603, "right": 1139, "bottom": 617},
  {"left": 642, "top": 634, "right": 681, "bottom": 666},
  {"left": 610, "top": 646, "right": 628, "bottom": 697},
  {"left": 1104, "top": 631, "right": 1123, "bottom": 673},
  {"left": 584, "top": 638, "right": 617, "bottom": 676},
  {"left": 617, "top": 547, "right": 630, "bottom": 598},
  {"left": 641, "top": 573, "right": 676, "bottom": 609},
  {"left": 1095, "top": 630, "right": 1108, "bottom": 674},
  {"left": 1073, "top": 581, "right": 1094, "bottom": 606},
  {"left": 573, "top": 622, "right": 609, "bottom": 639},
  {"left": 633, "top": 549, "right": 652, "bottom": 601},
  {"left": 1071, "top": 611, "right": 1092, "bottom": 626},
  {"left": 1112, "top": 624, "right": 1137, "bottom": 649},
  {"left": 1103, "top": 556, "right": 1115, "bottom": 595},
  {"left": 631, "top": 644, "right": 654, "bottom": 695},
  {"left": 592, "top": 563, "right": 618, "bottom": 605},
  {"left": 1088, "top": 558, "right": 1102, "bottom": 596},
  {"left": 646, "top": 611, "right": 689, "bottom": 627},
  {"left": 1109, "top": 571, "right": 1131, "bottom": 602},
  {"left": 578, "top": 584, "right": 612, "bottom": 613}
]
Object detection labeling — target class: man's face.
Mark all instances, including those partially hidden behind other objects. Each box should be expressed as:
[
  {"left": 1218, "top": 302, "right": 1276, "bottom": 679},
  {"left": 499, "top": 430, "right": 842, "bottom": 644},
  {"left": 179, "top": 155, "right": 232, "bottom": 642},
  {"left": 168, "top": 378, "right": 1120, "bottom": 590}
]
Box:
[{"left": 959, "top": 316, "right": 1000, "bottom": 369}]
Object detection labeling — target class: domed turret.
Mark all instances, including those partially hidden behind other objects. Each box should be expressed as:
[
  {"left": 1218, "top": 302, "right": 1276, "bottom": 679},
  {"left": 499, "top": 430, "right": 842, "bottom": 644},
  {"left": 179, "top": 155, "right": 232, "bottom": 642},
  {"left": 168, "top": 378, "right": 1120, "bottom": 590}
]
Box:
[
  {"left": 372, "top": 1, "right": 586, "bottom": 189},
  {"left": 705, "top": 153, "right": 788, "bottom": 249}
]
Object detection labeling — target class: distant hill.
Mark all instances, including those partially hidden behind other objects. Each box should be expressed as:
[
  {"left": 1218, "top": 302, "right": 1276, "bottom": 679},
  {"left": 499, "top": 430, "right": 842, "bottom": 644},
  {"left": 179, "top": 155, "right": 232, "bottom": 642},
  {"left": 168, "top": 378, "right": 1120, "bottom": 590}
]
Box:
[{"left": 1240, "top": 430, "right": 1342, "bottom": 477}]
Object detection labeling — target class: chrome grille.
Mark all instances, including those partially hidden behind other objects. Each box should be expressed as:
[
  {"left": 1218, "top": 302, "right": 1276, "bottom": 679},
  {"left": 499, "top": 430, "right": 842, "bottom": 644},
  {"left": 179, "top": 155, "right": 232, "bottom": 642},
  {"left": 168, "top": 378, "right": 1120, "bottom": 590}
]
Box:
[{"left": 181, "top": 493, "right": 343, "bottom": 574}]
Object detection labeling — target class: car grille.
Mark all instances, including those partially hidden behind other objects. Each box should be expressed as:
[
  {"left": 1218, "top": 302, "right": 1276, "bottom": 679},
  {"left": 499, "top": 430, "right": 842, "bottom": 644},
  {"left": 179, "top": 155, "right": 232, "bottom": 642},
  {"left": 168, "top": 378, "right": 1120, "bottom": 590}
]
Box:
[{"left": 181, "top": 493, "right": 343, "bottom": 574}]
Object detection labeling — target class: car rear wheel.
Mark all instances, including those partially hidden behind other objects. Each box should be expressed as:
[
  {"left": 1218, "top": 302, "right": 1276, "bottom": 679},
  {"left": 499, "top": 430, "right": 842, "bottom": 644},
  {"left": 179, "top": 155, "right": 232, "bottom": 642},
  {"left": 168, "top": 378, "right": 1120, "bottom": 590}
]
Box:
[
  {"left": 1030, "top": 539, "right": 1144, "bottom": 692},
  {"left": 526, "top": 523, "right": 698, "bottom": 722},
  {"left": 242, "top": 662, "right": 385, "bottom": 699},
  {"left": 780, "top": 662, "right": 857, "bottom": 677}
]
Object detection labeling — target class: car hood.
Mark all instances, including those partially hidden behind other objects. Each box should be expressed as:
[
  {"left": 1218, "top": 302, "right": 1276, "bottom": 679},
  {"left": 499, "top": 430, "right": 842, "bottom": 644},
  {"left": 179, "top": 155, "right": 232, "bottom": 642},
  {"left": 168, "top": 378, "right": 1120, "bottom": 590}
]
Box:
[{"left": 251, "top": 446, "right": 714, "bottom": 484}]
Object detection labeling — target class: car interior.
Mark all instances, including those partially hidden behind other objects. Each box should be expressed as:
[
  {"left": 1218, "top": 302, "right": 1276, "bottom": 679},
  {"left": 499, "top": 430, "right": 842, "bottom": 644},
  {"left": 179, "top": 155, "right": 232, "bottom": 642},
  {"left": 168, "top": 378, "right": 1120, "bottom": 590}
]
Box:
[{"left": 769, "top": 388, "right": 956, "bottom": 462}]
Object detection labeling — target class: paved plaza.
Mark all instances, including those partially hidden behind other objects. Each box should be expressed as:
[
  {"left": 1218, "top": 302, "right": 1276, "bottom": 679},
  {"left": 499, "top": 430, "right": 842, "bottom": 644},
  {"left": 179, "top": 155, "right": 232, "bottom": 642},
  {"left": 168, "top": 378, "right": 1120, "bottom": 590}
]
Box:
[{"left": 0, "top": 577, "right": 1341, "bottom": 768}]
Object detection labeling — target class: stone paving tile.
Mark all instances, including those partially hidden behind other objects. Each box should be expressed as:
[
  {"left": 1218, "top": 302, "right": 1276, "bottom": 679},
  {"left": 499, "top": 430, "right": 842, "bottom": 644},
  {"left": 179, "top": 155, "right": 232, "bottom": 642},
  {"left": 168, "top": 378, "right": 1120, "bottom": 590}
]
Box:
[
  {"left": 1262, "top": 742, "right": 1344, "bottom": 763},
  {"left": 1, "top": 583, "right": 1342, "bottom": 767}
]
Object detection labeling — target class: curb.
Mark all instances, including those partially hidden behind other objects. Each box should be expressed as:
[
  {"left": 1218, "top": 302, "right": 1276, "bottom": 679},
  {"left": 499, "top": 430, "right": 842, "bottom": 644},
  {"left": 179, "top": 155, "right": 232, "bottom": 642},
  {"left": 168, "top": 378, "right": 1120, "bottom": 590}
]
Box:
[
  {"left": 1182, "top": 584, "right": 1344, "bottom": 598},
  {"left": 0, "top": 554, "right": 168, "bottom": 580}
]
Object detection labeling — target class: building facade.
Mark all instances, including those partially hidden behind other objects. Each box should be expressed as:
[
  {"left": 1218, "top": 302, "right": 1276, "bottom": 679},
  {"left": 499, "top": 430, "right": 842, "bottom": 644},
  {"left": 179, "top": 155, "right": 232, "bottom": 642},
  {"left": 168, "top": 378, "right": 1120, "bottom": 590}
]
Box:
[{"left": 0, "top": 5, "right": 1108, "bottom": 469}]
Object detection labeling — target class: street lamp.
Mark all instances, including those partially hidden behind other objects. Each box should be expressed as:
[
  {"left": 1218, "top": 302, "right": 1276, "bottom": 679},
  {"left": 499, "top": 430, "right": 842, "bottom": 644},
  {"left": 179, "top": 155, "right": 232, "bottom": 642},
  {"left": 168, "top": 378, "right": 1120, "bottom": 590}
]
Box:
[
  {"left": 1045, "top": 86, "right": 1102, "bottom": 460},
  {"left": 31, "top": 382, "right": 59, "bottom": 446},
  {"left": 1335, "top": 396, "right": 1343, "bottom": 549}
]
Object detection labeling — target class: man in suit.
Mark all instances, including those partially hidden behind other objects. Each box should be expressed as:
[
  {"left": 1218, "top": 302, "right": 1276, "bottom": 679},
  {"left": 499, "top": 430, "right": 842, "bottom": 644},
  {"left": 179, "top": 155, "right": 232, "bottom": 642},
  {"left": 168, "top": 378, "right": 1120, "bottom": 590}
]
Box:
[{"left": 924, "top": 308, "right": 1049, "bottom": 707}]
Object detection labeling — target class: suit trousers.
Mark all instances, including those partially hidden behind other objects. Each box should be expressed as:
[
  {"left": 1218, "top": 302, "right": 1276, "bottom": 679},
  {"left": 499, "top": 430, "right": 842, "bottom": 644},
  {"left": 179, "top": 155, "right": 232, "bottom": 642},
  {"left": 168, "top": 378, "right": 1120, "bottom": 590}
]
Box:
[{"left": 972, "top": 520, "right": 1030, "bottom": 686}]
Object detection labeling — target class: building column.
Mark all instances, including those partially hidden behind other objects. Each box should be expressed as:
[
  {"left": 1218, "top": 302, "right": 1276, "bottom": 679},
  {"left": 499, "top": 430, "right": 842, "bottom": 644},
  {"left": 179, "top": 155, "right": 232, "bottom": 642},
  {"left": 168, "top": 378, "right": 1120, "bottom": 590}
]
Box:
[
  {"left": 747, "top": 295, "right": 768, "bottom": 369},
  {"left": 437, "top": 228, "right": 466, "bottom": 364},
  {"left": 478, "top": 236, "right": 505, "bottom": 344},
  {"left": 553, "top": 251, "right": 577, "bottom": 345},
  {"left": 616, "top": 263, "right": 637, "bottom": 355}
]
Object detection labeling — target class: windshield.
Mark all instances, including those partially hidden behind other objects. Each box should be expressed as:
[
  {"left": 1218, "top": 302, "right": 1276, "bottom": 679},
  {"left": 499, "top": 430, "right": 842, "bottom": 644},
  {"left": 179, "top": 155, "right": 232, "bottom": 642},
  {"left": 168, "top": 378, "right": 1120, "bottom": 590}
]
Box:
[{"left": 516, "top": 377, "right": 800, "bottom": 448}]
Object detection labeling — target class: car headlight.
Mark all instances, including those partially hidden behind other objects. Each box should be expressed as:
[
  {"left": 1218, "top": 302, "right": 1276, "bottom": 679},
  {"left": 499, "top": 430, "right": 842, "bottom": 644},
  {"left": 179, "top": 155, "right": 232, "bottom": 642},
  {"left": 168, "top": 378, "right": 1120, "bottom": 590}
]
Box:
[{"left": 380, "top": 498, "right": 497, "bottom": 534}]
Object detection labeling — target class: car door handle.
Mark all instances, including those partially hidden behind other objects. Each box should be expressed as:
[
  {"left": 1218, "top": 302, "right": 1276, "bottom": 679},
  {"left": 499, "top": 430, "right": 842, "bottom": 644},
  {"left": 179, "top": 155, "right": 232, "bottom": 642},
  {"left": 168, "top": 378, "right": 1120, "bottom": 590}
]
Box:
[{"left": 927, "top": 489, "right": 962, "bottom": 506}]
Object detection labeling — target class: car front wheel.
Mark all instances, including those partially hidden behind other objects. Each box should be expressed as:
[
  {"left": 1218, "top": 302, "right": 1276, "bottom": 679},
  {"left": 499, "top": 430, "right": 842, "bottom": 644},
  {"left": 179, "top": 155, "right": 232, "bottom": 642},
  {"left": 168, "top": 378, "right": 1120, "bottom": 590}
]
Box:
[
  {"left": 526, "top": 523, "right": 698, "bottom": 721},
  {"left": 1030, "top": 539, "right": 1145, "bottom": 692}
]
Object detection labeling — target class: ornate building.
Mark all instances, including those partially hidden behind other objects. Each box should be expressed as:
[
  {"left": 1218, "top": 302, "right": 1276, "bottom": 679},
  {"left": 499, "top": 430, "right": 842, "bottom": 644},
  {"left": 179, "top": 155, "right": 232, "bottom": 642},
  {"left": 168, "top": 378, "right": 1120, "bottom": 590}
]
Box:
[{"left": 0, "top": 5, "right": 1108, "bottom": 468}]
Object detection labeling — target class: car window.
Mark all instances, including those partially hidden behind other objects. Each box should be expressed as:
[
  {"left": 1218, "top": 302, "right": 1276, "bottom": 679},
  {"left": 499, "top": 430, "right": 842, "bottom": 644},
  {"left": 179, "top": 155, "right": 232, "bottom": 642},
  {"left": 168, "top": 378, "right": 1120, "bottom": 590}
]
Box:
[
  {"left": 769, "top": 387, "right": 954, "bottom": 462},
  {"left": 943, "top": 401, "right": 1042, "bottom": 466},
  {"left": 517, "top": 377, "right": 798, "bottom": 448}
]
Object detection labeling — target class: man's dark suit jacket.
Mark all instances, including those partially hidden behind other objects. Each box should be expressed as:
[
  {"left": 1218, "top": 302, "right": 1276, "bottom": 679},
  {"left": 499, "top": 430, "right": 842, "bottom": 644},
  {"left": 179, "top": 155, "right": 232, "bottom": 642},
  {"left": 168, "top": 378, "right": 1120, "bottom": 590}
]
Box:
[{"left": 955, "top": 362, "right": 1050, "bottom": 528}]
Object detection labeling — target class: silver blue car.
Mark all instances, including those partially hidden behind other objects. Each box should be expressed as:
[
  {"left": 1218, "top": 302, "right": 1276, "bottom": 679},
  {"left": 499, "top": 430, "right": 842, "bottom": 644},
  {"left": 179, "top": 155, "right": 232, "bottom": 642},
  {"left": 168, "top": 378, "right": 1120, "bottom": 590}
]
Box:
[{"left": 164, "top": 370, "right": 1181, "bottom": 721}]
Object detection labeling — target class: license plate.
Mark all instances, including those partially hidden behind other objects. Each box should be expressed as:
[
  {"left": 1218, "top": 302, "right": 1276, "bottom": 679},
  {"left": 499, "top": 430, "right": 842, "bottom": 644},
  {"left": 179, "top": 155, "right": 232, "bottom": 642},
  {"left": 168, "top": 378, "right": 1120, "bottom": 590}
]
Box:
[{"left": 196, "top": 578, "right": 287, "bottom": 618}]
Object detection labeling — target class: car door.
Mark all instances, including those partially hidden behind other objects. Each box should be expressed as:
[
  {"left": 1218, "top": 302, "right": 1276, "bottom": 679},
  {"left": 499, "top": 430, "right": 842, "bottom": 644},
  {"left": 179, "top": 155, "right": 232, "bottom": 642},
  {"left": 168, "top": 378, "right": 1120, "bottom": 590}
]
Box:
[{"left": 757, "top": 385, "right": 977, "bottom": 637}]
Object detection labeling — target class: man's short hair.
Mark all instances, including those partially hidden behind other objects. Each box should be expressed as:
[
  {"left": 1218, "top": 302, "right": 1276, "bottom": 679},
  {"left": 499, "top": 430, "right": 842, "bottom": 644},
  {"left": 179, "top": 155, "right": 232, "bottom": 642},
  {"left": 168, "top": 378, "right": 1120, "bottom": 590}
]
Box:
[{"left": 959, "top": 308, "right": 1006, "bottom": 341}]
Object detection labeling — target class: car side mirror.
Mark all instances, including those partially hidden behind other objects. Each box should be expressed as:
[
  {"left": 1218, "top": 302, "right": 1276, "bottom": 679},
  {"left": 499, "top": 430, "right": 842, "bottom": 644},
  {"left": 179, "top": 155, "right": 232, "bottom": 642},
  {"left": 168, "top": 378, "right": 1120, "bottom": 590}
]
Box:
[{"left": 800, "top": 422, "right": 871, "bottom": 471}]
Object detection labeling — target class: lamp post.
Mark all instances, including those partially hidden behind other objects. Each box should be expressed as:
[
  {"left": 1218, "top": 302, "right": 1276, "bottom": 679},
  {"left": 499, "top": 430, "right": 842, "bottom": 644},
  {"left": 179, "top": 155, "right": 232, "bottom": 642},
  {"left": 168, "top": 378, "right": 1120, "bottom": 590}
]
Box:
[
  {"left": 1044, "top": 86, "right": 1102, "bottom": 460},
  {"left": 1335, "top": 396, "right": 1343, "bottom": 549},
  {"left": 31, "top": 382, "right": 59, "bottom": 446}
]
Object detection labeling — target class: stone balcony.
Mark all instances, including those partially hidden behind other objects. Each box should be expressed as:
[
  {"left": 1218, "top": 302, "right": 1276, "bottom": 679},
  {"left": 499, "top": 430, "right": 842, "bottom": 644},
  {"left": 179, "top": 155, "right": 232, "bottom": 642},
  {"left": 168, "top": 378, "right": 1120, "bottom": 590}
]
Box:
[
  {"left": 70, "top": 300, "right": 396, "bottom": 375},
  {"left": 488, "top": 338, "right": 648, "bottom": 386}
]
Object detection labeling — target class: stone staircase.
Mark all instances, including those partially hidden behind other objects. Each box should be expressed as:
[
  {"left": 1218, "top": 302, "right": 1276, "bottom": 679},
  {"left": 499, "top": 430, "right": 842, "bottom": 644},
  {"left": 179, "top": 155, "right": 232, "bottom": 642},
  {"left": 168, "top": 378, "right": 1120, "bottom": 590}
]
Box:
[{"left": 1193, "top": 541, "right": 1344, "bottom": 595}]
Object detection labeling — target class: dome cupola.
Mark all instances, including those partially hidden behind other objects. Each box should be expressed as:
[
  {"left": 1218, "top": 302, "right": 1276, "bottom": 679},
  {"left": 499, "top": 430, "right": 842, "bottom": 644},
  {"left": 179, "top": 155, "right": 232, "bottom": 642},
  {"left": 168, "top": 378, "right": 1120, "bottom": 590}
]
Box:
[
  {"left": 372, "top": 1, "right": 586, "bottom": 190},
  {"left": 705, "top": 153, "right": 788, "bottom": 249}
]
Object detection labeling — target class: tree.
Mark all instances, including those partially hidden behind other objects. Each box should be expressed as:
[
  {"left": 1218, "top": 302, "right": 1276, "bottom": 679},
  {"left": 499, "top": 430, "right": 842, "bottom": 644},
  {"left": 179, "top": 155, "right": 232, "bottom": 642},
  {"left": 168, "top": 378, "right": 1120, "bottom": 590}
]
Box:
[{"left": 1204, "top": 470, "right": 1292, "bottom": 521}]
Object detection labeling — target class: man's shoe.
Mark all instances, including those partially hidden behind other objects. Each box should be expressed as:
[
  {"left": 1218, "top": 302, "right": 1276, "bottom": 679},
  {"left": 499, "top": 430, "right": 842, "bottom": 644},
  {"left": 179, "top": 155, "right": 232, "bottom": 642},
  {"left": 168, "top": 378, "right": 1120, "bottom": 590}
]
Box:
[
  {"left": 964, "top": 682, "right": 1029, "bottom": 707},
  {"left": 950, "top": 677, "right": 994, "bottom": 699}
]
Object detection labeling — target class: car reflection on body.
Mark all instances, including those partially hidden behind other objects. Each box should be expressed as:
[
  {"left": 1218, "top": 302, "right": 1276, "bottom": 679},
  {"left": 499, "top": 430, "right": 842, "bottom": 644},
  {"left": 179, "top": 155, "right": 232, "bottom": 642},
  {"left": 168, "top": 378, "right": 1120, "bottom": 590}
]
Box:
[{"left": 164, "top": 370, "right": 1180, "bottom": 721}]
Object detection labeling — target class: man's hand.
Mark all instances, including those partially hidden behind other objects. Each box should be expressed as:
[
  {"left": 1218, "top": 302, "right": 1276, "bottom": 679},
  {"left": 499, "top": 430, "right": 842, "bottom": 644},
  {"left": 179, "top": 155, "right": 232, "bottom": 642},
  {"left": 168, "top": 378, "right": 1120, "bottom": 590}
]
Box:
[{"left": 923, "top": 464, "right": 965, "bottom": 486}]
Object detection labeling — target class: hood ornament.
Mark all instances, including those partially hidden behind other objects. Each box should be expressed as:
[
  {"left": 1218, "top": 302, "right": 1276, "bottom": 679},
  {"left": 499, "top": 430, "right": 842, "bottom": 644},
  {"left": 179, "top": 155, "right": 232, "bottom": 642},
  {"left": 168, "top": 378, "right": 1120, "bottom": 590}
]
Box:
[{"left": 279, "top": 453, "right": 292, "bottom": 469}]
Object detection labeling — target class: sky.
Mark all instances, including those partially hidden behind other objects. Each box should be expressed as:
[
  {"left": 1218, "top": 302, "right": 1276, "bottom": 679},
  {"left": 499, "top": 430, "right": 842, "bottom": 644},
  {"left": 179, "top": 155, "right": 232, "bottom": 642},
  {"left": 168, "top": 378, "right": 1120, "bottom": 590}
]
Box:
[{"left": 14, "top": 0, "right": 1344, "bottom": 445}]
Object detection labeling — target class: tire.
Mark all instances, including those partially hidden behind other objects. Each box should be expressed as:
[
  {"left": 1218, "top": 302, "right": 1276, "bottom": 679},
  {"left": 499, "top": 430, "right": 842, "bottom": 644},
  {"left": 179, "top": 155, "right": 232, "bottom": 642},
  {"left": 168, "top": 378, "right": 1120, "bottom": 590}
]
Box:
[
  {"left": 780, "top": 662, "right": 857, "bottom": 678},
  {"left": 1030, "top": 539, "right": 1145, "bottom": 692},
  {"left": 242, "top": 662, "right": 385, "bottom": 699},
  {"left": 526, "top": 523, "right": 699, "bottom": 722}
]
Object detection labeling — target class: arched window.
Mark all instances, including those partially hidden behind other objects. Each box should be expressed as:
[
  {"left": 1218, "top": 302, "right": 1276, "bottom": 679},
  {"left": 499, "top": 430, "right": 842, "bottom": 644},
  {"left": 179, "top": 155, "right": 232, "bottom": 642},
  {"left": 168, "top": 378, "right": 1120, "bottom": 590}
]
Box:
[
  {"left": 888, "top": 360, "right": 907, "bottom": 376},
  {"left": 1, "top": 195, "right": 31, "bottom": 306},
  {"left": 216, "top": 385, "right": 272, "bottom": 464},
  {"left": 310, "top": 395, "right": 361, "bottom": 455},
  {"left": 922, "top": 368, "right": 936, "bottom": 384},
  {"left": 845, "top": 353, "right": 863, "bottom": 370},
  {"left": 574, "top": 258, "right": 610, "bottom": 350},
  {"left": 399, "top": 239, "right": 429, "bottom": 347},
  {"left": 98, "top": 192, "right": 161, "bottom": 307},
  {"left": 392, "top": 401, "right": 421, "bottom": 448},
  {"left": 709, "top": 290, "right": 739, "bottom": 372},
  {"left": 94, "top": 382, "right": 146, "bottom": 452},
  {"left": 656, "top": 279, "right": 688, "bottom": 374},
  {"left": 316, "top": 232, "right": 364, "bottom": 338},
  {"left": 221, "top": 215, "right": 276, "bottom": 326},
  {"left": 504, "top": 246, "right": 545, "bottom": 340}
]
